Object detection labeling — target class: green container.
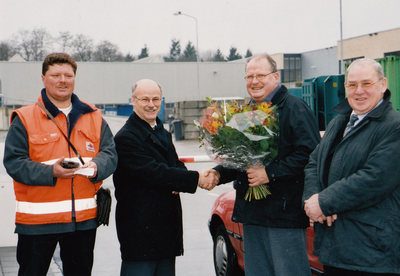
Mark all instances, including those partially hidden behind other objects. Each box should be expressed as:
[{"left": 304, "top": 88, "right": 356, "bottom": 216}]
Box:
[
  {"left": 376, "top": 56, "right": 400, "bottom": 112},
  {"left": 288, "top": 88, "right": 302, "bottom": 99},
  {"left": 302, "top": 80, "right": 317, "bottom": 114},
  {"left": 302, "top": 75, "right": 345, "bottom": 130}
]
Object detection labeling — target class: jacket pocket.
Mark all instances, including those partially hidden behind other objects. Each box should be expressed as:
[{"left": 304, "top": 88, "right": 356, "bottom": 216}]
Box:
[
  {"left": 30, "top": 133, "right": 60, "bottom": 144},
  {"left": 29, "top": 133, "right": 61, "bottom": 161},
  {"left": 336, "top": 217, "right": 398, "bottom": 268},
  {"left": 79, "top": 128, "right": 100, "bottom": 143}
]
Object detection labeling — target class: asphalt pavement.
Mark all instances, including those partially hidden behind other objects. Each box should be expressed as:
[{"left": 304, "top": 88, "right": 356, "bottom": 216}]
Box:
[{"left": 0, "top": 115, "right": 234, "bottom": 276}]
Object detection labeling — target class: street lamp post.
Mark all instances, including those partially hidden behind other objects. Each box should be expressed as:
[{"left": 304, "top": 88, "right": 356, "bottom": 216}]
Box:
[
  {"left": 340, "top": 0, "right": 344, "bottom": 75},
  {"left": 174, "top": 11, "right": 200, "bottom": 100}
]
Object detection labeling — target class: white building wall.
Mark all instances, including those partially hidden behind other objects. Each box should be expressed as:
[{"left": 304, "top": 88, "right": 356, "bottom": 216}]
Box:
[
  {"left": 0, "top": 61, "right": 249, "bottom": 106},
  {"left": 302, "top": 47, "right": 339, "bottom": 80}
]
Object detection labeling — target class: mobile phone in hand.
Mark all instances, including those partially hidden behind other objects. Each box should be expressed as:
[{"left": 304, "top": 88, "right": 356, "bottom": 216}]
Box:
[{"left": 61, "top": 160, "right": 80, "bottom": 169}]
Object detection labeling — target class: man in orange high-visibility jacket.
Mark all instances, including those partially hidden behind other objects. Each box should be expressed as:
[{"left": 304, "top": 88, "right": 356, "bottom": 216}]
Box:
[{"left": 3, "top": 53, "right": 117, "bottom": 276}]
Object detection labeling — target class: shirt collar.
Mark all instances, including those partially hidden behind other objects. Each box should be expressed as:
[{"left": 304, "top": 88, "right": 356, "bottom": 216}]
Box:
[
  {"left": 249, "top": 84, "right": 281, "bottom": 106},
  {"left": 263, "top": 84, "right": 281, "bottom": 102},
  {"left": 351, "top": 98, "right": 384, "bottom": 126}
]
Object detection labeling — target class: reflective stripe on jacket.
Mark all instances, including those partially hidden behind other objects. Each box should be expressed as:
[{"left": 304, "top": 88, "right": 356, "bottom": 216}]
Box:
[{"left": 12, "top": 96, "right": 103, "bottom": 225}]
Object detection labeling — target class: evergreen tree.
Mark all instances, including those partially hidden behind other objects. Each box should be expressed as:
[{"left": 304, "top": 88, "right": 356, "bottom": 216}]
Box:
[
  {"left": 182, "top": 41, "right": 197, "bottom": 61},
  {"left": 138, "top": 45, "right": 149, "bottom": 59},
  {"left": 124, "top": 53, "right": 135, "bottom": 62},
  {"left": 226, "top": 46, "right": 242, "bottom": 61},
  {"left": 213, "top": 49, "right": 225, "bottom": 62},
  {"left": 245, "top": 49, "right": 253, "bottom": 58},
  {"left": 164, "top": 39, "right": 181, "bottom": 62}
]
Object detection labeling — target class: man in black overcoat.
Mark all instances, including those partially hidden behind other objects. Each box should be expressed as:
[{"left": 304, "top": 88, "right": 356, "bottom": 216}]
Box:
[{"left": 113, "top": 79, "right": 219, "bottom": 276}]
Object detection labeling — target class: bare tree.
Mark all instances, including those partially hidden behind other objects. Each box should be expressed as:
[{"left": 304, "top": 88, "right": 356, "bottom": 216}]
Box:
[
  {"left": 93, "top": 40, "right": 123, "bottom": 62},
  {"left": 201, "top": 50, "right": 214, "bottom": 62},
  {"left": 30, "top": 28, "right": 52, "bottom": 61},
  {"left": 3, "top": 28, "right": 256, "bottom": 63},
  {"left": 58, "top": 31, "right": 73, "bottom": 53},
  {"left": 71, "top": 34, "right": 94, "bottom": 61},
  {"left": 10, "top": 28, "right": 52, "bottom": 61},
  {"left": 11, "top": 29, "right": 32, "bottom": 61}
]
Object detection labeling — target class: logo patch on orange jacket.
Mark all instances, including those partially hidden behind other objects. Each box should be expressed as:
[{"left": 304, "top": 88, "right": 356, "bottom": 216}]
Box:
[{"left": 86, "top": 142, "right": 95, "bottom": 152}]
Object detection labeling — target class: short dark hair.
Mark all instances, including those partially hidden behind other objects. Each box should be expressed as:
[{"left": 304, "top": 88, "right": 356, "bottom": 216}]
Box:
[
  {"left": 246, "top": 53, "right": 277, "bottom": 73},
  {"left": 42, "top": 53, "right": 77, "bottom": 75}
]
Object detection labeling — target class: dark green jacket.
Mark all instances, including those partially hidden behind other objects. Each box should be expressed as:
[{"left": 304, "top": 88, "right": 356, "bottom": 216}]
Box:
[{"left": 303, "top": 90, "right": 400, "bottom": 273}]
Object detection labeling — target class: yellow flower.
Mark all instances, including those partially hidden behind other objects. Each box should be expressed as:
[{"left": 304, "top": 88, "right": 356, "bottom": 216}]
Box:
[
  {"left": 211, "top": 120, "right": 222, "bottom": 128},
  {"left": 258, "top": 102, "right": 271, "bottom": 114}
]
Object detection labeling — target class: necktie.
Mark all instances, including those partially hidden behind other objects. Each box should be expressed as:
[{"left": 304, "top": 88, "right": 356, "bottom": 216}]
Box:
[{"left": 343, "top": 114, "right": 358, "bottom": 137}]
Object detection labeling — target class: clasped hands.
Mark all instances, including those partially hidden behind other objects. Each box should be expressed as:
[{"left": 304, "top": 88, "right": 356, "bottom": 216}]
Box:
[
  {"left": 304, "top": 194, "right": 337, "bottom": 227},
  {"left": 198, "top": 169, "right": 220, "bottom": 191},
  {"left": 197, "top": 166, "right": 269, "bottom": 191}
]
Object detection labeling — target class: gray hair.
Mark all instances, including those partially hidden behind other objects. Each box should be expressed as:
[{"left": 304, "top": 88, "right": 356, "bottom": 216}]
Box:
[
  {"left": 345, "top": 58, "right": 384, "bottom": 82},
  {"left": 131, "top": 81, "right": 162, "bottom": 97},
  {"left": 246, "top": 53, "right": 278, "bottom": 73}
]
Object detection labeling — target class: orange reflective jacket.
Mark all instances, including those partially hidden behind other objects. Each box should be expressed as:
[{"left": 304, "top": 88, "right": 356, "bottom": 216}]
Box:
[{"left": 12, "top": 96, "right": 103, "bottom": 225}]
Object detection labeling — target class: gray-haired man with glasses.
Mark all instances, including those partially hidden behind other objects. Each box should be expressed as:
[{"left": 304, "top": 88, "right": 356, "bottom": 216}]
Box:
[
  {"left": 303, "top": 59, "right": 400, "bottom": 275},
  {"left": 208, "top": 53, "right": 320, "bottom": 276},
  {"left": 113, "top": 79, "right": 219, "bottom": 276}
]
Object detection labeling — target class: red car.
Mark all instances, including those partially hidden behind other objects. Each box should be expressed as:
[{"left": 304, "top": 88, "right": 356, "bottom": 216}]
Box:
[{"left": 209, "top": 190, "right": 324, "bottom": 276}]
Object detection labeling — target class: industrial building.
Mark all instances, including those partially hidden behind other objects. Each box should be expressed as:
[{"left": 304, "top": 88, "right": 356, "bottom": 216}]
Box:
[{"left": 0, "top": 27, "right": 399, "bottom": 137}]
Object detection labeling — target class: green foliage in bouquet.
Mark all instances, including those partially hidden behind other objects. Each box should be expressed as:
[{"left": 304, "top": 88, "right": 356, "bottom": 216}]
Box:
[{"left": 196, "top": 98, "right": 279, "bottom": 201}]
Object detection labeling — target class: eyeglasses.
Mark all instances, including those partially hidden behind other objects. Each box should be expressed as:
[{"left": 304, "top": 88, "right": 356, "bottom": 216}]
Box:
[
  {"left": 244, "top": 71, "right": 276, "bottom": 81},
  {"left": 345, "top": 79, "right": 383, "bottom": 92},
  {"left": 134, "top": 97, "right": 162, "bottom": 104}
]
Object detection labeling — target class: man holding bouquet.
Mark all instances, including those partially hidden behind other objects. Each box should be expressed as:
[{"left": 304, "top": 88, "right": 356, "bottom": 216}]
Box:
[{"left": 209, "top": 53, "right": 320, "bottom": 276}]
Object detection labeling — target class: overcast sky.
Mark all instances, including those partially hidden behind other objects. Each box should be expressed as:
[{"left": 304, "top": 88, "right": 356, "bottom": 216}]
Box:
[{"left": 1, "top": 0, "right": 400, "bottom": 58}]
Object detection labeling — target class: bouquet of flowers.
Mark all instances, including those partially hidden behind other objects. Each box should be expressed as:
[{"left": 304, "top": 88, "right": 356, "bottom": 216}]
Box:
[{"left": 195, "top": 97, "right": 279, "bottom": 201}]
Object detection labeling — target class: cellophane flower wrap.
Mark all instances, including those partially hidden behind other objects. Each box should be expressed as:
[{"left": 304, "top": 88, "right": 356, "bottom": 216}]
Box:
[{"left": 195, "top": 97, "right": 279, "bottom": 201}]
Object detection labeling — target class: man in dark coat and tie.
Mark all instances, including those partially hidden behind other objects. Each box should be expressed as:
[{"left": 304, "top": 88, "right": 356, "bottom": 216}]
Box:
[{"left": 113, "top": 79, "right": 218, "bottom": 276}]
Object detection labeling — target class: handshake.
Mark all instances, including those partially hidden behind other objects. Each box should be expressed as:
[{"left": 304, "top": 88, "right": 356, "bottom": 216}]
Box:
[{"left": 198, "top": 169, "right": 220, "bottom": 191}]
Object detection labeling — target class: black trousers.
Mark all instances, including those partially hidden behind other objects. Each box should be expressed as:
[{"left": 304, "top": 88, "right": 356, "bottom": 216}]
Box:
[
  {"left": 324, "top": 265, "right": 400, "bottom": 276},
  {"left": 120, "top": 258, "right": 176, "bottom": 276},
  {"left": 17, "top": 229, "right": 97, "bottom": 276}
]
